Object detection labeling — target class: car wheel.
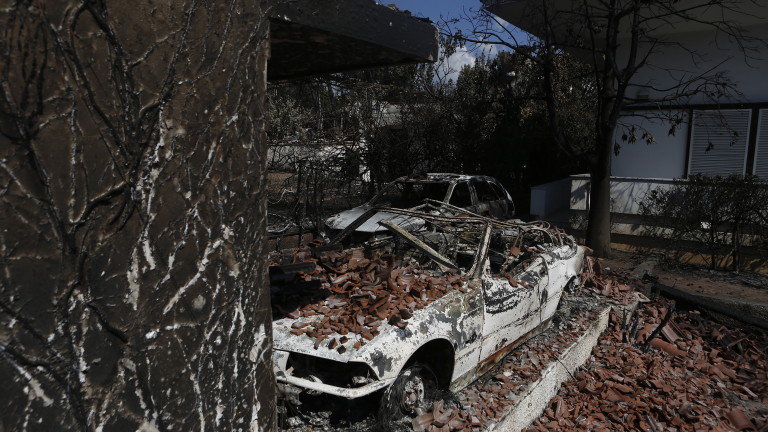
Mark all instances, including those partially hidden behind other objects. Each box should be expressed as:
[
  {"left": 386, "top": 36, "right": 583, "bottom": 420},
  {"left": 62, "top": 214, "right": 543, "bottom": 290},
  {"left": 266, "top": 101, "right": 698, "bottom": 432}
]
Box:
[{"left": 377, "top": 364, "right": 438, "bottom": 431}]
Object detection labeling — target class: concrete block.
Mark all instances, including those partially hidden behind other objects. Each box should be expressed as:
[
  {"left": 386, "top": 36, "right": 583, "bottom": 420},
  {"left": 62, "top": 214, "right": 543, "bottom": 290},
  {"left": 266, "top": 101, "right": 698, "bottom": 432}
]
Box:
[{"left": 489, "top": 306, "right": 611, "bottom": 431}]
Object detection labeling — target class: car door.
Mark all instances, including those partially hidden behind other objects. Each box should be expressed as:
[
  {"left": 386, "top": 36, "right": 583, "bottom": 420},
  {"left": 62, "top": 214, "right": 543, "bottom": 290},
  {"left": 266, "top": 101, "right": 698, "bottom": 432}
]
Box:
[{"left": 478, "top": 254, "right": 550, "bottom": 363}]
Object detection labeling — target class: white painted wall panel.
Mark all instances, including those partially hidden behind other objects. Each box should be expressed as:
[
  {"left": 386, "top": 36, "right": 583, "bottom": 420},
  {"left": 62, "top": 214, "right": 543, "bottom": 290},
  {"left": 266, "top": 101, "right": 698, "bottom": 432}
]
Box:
[
  {"left": 569, "top": 174, "right": 679, "bottom": 215},
  {"left": 623, "top": 23, "right": 768, "bottom": 105},
  {"left": 612, "top": 112, "right": 689, "bottom": 179},
  {"left": 530, "top": 177, "right": 572, "bottom": 218}
]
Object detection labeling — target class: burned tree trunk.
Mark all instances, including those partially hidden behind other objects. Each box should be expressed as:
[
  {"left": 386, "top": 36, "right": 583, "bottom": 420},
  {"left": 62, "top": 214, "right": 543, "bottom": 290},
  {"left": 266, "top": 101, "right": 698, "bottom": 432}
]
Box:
[
  {"left": 585, "top": 128, "right": 615, "bottom": 258},
  {"left": 0, "top": 1, "right": 276, "bottom": 431}
]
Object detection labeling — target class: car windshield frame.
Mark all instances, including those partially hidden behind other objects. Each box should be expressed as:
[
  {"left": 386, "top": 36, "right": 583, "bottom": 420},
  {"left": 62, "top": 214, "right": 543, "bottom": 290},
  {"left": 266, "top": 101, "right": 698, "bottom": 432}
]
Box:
[
  {"left": 366, "top": 179, "right": 453, "bottom": 209},
  {"left": 323, "top": 201, "right": 573, "bottom": 279}
]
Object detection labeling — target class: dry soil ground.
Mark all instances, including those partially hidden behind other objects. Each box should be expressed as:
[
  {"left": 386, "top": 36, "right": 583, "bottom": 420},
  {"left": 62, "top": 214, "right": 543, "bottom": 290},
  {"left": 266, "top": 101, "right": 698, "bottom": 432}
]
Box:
[{"left": 601, "top": 250, "right": 768, "bottom": 304}]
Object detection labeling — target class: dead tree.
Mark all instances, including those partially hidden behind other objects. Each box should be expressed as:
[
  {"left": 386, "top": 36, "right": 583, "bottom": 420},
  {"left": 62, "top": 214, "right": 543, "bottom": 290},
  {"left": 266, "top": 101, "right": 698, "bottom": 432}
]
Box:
[
  {"left": 449, "top": 0, "right": 766, "bottom": 257},
  {"left": 0, "top": 1, "right": 276, "bottom": 430}
]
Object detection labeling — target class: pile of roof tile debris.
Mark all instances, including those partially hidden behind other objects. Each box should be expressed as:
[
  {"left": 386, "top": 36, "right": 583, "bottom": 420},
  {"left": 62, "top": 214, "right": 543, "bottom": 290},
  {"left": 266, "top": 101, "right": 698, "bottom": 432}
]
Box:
[
  {"left": 580, "top": 256, "right": 644, "bottom": 305},
  {"left": 526, "top": 257, "right": 768, "bottom": 432},
  {"left": 270, "top": 244, "right": 469, "bottom": 351},
  {"left": 273, "top": 245, "right": 767, "bottom": 432},
  {"left": 405, "top": 256, "right": 767, "bottom": 432},
  {"left": 408, "top": 293, "right": 609, "bottom": 432}
]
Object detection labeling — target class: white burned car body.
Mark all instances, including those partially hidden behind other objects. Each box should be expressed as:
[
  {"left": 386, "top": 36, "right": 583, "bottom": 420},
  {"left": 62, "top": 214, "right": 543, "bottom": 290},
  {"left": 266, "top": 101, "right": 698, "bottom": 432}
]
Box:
[{"left": 271, "top": 204, "right": 584, "bottom": 402}]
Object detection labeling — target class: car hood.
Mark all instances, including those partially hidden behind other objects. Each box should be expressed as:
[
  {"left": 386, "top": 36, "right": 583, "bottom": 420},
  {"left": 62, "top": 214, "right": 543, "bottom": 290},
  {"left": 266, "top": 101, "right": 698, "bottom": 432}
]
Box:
[
  {"left": 273, "top": 315, "right": 389, "bottom": 363},
  {"left": 271, "top": 287, "right": 480, "bottom": 380},
  {"left": 325, "top": 206, "right": 425, "bottom": 233},
  {"left": 272, "top": 310, "right": 423, "bottom": 382}
]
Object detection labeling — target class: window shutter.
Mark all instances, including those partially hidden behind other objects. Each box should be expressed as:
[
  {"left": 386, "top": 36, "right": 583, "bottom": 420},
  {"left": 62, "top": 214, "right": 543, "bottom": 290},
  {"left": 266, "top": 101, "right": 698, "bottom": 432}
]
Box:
[
  {"left": 755, "top": 109, "right": 768, "bottom": 178},
  {"left": 688, "top": 110, "right": 750, "bottom": 176}
]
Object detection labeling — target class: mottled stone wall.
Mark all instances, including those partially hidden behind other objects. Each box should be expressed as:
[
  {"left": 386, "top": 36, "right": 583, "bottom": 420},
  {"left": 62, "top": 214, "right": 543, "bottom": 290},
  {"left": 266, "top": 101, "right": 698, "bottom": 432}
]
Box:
[{"left": 0, "top": 1, "right": 276, "bottom": 431}]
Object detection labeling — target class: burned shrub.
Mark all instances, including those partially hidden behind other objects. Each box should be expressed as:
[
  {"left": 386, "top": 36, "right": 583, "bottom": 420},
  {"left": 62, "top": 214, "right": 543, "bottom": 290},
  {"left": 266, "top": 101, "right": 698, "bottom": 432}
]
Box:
[{"left": 640, "top": 174, "right": 768, "bottom": 271}]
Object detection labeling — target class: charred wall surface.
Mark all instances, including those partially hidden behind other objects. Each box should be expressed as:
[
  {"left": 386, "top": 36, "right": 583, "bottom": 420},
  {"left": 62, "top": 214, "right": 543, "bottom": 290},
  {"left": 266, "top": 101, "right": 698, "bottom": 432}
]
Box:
[{"left": 0, "top": 1, "right": 275, "bottom": 430}]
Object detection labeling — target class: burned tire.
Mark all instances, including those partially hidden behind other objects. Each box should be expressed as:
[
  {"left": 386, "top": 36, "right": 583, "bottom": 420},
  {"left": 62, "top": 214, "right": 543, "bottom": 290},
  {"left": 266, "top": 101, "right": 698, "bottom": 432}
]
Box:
[
  {"left": 377, "top": 364, "right": 439, "bottom": 431},
  {"left": 565, "top": 276, "right": 578, "bottom": 293}
]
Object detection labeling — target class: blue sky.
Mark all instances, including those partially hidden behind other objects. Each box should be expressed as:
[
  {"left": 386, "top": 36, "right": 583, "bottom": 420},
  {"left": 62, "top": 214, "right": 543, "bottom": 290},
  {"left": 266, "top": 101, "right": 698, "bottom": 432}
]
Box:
[{"left": 387, "top": 1, "right": 509, "bottom": 83}]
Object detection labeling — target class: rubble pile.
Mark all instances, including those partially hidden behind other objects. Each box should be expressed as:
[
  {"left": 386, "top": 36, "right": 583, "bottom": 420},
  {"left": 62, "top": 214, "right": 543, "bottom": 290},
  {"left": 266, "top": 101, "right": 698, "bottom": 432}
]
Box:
[
  {"left": 410, "top": 296, "right": 607, "bottom": 431},
  {"left": 271, "top": 247, "right": 469, "bottom": 351},
  {"left": 527, "top": 268, "right": 768, "bottom": 431},
  {"left": 274, "top": 242, "right": 767, "bottom": 432},
  {"left": 580, "top": 256, "right": 645, "bottom": 306},
  {"left": 411, "top": 257, "right": 768, "bottom": 432}
]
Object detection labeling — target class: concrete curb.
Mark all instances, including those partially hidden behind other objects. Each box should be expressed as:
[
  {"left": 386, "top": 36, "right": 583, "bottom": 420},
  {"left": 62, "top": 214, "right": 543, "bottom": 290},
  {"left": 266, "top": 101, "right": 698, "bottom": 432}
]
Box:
[
  {"left": 489, "top": 305, "right": 612, "bottom": 432},
  {"left": 656, "top": 283, "right": 768, "bottom": 331},
  {"left": 629, "top": 256, "right": 768, "bottom": 331}
]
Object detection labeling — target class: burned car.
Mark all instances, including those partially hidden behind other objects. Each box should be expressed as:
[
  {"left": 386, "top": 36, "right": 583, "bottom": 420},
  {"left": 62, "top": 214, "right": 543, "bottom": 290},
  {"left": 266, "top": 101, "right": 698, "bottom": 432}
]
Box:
[
  {"left": 271, "top": 203, "right": 583, "bottom": 429},
  {"left": 323, "top": 173, "right": 515, "bottom": 240}
]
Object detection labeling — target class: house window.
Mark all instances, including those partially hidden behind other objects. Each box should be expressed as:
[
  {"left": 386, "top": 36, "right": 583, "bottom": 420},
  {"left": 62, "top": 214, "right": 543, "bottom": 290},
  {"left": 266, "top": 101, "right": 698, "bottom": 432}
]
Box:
[
  {"left": 688, "top": 109, "right": 751, "bottom": 176},
  {"left": 755, "top": 109, "right": 768, "bottom": 178}
]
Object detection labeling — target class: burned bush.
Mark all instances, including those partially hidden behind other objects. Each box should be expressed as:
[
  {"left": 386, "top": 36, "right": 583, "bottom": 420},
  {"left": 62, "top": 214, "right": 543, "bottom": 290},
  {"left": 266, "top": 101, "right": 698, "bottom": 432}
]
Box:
[{"left": 640, "top": 174, "right": 768, "bottom": 271}]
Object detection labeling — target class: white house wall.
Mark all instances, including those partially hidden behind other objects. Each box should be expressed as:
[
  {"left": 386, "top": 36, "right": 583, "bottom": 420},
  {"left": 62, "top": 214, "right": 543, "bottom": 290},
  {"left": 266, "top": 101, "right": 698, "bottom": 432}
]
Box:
[
  {"left": 614, "top": 21, "right": 768, "bottom": 180},
  {"left": 612, "top": 112, "right": 690, "bottom": 179},
  {"left": 621, "top": 22, "right": 768, "bottom": 105},
  {"left": 487, "top": 0, "right": 768, "bottom": 234},
  {"left": 570, "top": 174, "right": 679, "bottom": 215}
]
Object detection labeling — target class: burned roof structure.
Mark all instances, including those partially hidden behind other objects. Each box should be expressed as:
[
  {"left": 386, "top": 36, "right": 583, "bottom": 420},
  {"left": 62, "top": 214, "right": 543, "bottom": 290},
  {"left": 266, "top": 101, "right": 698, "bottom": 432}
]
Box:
[{"left": 269, "top": 0, "right": 439, "bottom": 80}]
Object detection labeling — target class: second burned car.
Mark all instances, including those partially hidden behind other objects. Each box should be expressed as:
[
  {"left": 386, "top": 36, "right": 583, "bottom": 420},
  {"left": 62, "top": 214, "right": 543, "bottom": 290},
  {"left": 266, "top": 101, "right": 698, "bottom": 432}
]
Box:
[
  {"left": 271, "top": 202, "right": 584, "bottom": 429},
  {"left": 323, "top": 173, "right": 515, "bottom": 241}
]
